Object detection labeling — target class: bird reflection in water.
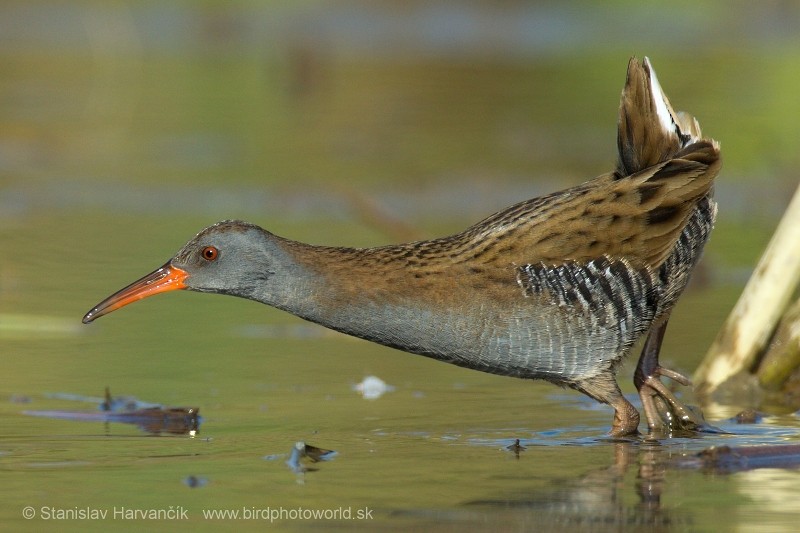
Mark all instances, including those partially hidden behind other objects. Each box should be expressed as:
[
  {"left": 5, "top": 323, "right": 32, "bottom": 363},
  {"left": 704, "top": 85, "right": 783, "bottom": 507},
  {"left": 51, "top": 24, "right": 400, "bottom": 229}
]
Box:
[{"left": 467, "top": 442, "right": 684, "bottom": 530}]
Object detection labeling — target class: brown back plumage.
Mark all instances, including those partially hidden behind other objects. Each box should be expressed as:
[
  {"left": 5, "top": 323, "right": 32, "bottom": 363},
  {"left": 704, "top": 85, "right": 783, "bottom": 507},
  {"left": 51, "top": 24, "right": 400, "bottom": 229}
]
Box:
[
  {"left": 447, "top": 56, "right": 721, "bottom": 271},
  {"left": 288, "top": 57, "right": 720, "bottom": 299}
]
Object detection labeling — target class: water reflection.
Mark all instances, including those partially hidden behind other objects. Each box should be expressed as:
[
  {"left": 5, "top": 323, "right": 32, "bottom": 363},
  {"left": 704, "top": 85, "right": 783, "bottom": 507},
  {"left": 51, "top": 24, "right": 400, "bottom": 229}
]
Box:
[
  {"left": 466, "top": 438, "right": 800, "bottom": 530},
  {"left": 678, "top": 443, "right": 800, "bottom": 473},
  {"left": 387, "top": 442, "right": 685, "bottom": 530}
]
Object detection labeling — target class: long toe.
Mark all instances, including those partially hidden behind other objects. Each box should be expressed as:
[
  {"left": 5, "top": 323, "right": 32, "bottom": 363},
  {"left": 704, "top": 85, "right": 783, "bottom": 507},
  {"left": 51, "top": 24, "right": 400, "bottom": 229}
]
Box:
[
  {"left": 639, "top": 375, "right": 704, "bottom": 433},
  {"left": 655, "top": 366, "right": 692, "bottom": 386}
]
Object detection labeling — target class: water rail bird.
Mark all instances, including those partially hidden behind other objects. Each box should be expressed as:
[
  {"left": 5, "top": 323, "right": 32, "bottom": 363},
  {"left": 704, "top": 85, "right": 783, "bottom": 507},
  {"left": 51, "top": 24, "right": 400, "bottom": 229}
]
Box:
[{"left": 83, "top": 57, "right": 720, "bottom": 436}]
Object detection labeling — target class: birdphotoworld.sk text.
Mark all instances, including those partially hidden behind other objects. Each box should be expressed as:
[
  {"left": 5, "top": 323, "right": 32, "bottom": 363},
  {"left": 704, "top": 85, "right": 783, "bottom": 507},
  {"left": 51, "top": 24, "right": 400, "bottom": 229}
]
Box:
[{"left": 23, "top": 505, "right": 374, "bottom": 522}]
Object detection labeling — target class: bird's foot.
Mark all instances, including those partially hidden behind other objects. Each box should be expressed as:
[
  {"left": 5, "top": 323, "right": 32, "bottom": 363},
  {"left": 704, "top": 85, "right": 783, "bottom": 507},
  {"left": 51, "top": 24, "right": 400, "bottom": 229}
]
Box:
[
  {"left": 638, "top": 366, "right": 705, "bottom": 434},
  {"left": 608, "top": 398, "right": 641, "bottom": 438}
]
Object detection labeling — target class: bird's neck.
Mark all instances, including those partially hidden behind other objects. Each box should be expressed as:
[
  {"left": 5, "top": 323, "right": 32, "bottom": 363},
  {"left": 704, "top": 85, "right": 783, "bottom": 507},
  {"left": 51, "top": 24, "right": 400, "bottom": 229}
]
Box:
[
  {"left": 261, "top": 236, "right": 413, "bottom": 325},
  {"left": 253, "top": 235, "right": 486, "bottom": 358}
]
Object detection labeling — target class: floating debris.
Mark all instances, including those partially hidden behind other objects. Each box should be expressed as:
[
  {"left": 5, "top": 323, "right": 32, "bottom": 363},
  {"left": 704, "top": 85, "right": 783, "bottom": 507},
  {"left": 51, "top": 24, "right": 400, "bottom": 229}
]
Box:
[
  {"left": 506, "top": 438, "right": 527, "bottom": 457},
  {"left": 24, "top": 407, "right": 200, "bottom": 436},
  {"left": 353, "top": 376, "right": 394, "bottom": 400},
  {"left": 25, "top": 387, "right": 200, "bottom": 436},
  {"left": 183, "top": 475, "right": 209, "bottom": 488},
  {"left": 9, "top": 394, "right": 32, "bottom": 404},
  {"left": 285, "top": 441, "right": 338, "bottom": 473},
  {"left": 733, "top": 409, "right": 764, "bottom": 424}
]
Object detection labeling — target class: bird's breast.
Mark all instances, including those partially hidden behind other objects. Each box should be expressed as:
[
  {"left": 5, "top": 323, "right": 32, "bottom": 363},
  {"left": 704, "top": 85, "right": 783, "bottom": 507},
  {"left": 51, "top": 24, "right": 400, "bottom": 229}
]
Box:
[{"left": 312, "top": 288, "right": 636, "bottom": 383}]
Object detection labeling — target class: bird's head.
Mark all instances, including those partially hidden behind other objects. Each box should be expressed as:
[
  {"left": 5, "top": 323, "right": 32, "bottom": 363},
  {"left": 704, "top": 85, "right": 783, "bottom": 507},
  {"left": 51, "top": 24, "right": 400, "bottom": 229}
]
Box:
[{"left": 82, "top": 220, "right": 281, "bottom": 323}]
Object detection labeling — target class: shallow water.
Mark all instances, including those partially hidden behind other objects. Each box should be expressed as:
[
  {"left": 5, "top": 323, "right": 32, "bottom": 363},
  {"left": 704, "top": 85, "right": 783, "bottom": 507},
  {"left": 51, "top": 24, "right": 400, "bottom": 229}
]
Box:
[{"left": 3, "top": 2, "right": 800, "bottom": 531}]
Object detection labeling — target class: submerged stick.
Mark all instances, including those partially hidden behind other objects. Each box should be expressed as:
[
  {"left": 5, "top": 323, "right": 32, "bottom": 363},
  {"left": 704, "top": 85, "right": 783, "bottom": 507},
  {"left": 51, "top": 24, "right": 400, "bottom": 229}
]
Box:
[{"left": 694, "top": 183, "right": 800, "bottom": 394}]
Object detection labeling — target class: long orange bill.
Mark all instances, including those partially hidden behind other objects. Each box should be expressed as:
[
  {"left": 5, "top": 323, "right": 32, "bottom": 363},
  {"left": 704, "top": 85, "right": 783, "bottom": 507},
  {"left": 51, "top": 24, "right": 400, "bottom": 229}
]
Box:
[{"left": 82, "top": 263, "right": 189, "bottom": 324}]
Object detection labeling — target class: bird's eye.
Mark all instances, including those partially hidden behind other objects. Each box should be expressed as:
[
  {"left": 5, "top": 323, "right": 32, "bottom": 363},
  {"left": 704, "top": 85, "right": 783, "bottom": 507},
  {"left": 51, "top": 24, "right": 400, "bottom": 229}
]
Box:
[{"left": 201, "top": 246, "right": 219, "bottom": 261}]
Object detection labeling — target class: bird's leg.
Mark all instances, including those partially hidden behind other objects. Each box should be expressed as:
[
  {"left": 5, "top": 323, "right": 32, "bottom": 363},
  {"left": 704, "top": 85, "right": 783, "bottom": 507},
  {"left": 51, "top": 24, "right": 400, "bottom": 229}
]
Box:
[
  {"left": 573, "top": 374, "right": 640, "bottom": 437},
  {"left": 634, "top": 315, "right": 704, "bottom": 433}
]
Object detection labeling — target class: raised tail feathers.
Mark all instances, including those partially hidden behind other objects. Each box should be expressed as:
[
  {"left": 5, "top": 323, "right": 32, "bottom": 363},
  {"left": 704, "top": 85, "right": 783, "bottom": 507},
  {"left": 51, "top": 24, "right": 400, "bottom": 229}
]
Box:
[
  {"left": 611, "top": 57, "right": 721, "bottom": 269},
  {"left": 617, "top": 57, "right": 718, "bottom": 178}
]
